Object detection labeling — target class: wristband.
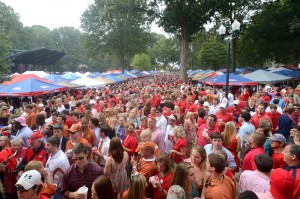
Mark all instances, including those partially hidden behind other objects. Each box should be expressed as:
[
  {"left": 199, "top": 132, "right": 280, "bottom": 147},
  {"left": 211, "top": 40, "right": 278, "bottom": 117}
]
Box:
[{"left": 132, "top": 166, "right": 137, "bottom": 169}]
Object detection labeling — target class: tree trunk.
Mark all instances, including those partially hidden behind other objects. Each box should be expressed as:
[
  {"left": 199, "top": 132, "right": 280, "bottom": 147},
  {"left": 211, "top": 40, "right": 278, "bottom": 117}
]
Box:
[
  {"left": 180, "top": 29, "right": 189, "bottom": 83},
  {"left": 232, "top": 37, "right": 237, "bottom": 72}
]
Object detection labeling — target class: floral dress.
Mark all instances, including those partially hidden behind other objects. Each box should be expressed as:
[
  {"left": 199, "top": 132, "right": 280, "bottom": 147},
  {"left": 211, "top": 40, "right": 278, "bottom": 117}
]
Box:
[{"left": 109, "top": 152, "right": 129, "bottom": 194}]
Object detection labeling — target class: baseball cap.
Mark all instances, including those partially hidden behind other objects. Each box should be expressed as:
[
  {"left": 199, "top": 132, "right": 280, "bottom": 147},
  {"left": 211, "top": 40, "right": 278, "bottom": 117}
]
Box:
[
  {"left": 269, "top": 134, "right": 286, "bottom": 143},
  {"left": 15, "top": 170, "right": 41, "bottom": 190},
  {"left": 203, "top": 102, "right": 210, "bottom": 107},
  {"left": 14, "top": 117, "right": 27, "bottom": 126},
  {"left": 270, "top": 168, "right": 295, "bottom": 199},
  {"left": 37, "top": 104, "right": 44, "bottom": 108},
  {"left": 167, "top": 114, "right": 176, "bottom": 121},
  {"left": 28, "top": 131, "right": 43, "bottom": 143},
  {"left": 233, "top": 100, "right": 240, "bottom": 105},
  {"left": 219, "top": 103, "right": 226, "bottom": 108},
  {"left": 68, "top": 124, "right": 81, "bottom": 133},
  {"left": 263, "top": 96, "right": 270, "bottom": 103},
  {"left": 140, "top": 141, "right": 155, "bottom": 153}
]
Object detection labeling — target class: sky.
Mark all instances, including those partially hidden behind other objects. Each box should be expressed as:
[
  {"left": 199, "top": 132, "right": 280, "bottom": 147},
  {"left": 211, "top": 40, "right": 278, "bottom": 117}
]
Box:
[{"left": 1, "top": 0, "right": 167, "bottom": 35}]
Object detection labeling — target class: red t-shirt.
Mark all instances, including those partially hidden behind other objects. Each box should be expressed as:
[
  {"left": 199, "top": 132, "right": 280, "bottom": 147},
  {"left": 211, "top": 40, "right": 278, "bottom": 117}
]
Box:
[
  {"left": 215, "top": 111, "right": 234, "bottom": 132},
  {"left": 272, "top": 152, "right": 286, "bottom": 169},
  {"left": 123, "top": 134, "right": 138, "bottom": 157},
  {"left": 242, "top": 147, "right": 265, "bottom": 171},
  {"left": 196, "top": 124, "right": 220, "bottom": 147},
  {"left": 24, "top": 146, "right": 48, "bottom": 166},
  {"left": 153, "top": 172, "right": 173, "bottom": 199},
  {"left": 173, "top": 138, "right": 187, "bottom": 164},
  {"left": 266, "top": 112, "right": 281, "bottom": 134}
]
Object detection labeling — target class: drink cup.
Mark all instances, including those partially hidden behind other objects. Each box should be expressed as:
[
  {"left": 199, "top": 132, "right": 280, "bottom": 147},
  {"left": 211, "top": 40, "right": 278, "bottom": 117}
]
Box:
[
  {"left": 219, "top": 119, "right": 223, "bottom": 125},
  {"left": 77, "top": 186, "right": 88, "bottom": 199}
]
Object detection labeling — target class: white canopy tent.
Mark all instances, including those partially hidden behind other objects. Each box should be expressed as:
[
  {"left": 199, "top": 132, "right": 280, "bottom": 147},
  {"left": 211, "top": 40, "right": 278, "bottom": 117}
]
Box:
[
  {"left": 23, "top": 71, "right": 49, "bottom": 78},
  {"left": 70, "top": 77, "right": 105, "bottom": 88}
]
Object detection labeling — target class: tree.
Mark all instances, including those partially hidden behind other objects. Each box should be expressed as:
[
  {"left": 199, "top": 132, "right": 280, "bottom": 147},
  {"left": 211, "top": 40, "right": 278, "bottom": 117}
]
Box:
[
  {"left": 51, "top": 27, "right": 85, "bottom": 72},
  {"left": 22, "top": 25, "right": 55, "bottom": 50},
  {"left": 157, "top": 0, "right": 218, "bottom": 82},
  {"left": 0, "top": 2, "right": 24, "bottom": 49},
  {"left": 198, "top": 37, "right": 226, "bottom": 70},
  {"left": 81, "top": 0, "right": 153, "bottom": 72},
  {"left": 238, "top": 0, "right": 300, "bottom": 66},
  {"left": 147, "top": 34, "right": 179, "bottom": 71},
  {"left": 214, "top": 0, "right": 263, "bottom": 72},
  {"left": 131, "top": 53, "right": 152, "bottom": 70}
]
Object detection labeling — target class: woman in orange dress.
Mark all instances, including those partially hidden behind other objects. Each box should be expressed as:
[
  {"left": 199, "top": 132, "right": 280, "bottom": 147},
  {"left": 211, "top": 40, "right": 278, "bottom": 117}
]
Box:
[{"left": 221, "top": 121, "right": 239, "bottom": 170}]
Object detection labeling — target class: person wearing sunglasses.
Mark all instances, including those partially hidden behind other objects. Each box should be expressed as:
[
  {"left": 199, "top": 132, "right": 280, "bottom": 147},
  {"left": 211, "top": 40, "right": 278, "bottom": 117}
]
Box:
[
  {"left": 65, "top": 124, "right": 90, "bottom": 159},
  {"left": 15, "top": 169, "right": 49, "bottom": 199},
  {"left": 62, "top": 143, "right": 103, "bottom": 199}
]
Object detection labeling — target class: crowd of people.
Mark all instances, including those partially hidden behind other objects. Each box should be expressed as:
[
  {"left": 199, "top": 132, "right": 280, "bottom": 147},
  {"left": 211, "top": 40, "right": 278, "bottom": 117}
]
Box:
[{"left": 0, "top": 73, "right": 299, "bottom": 199}]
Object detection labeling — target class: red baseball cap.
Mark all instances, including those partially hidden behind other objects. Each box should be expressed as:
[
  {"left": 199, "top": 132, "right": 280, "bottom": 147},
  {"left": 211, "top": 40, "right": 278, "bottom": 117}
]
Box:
[
  {"left": 263, "top": 96, "right": 270, "bottom": 103},
  {"left": 270, "top": 168, "right": 295, "bottom": 199},
  {"left": 28, "top": 131, "right": 43, "bottom": 143}
]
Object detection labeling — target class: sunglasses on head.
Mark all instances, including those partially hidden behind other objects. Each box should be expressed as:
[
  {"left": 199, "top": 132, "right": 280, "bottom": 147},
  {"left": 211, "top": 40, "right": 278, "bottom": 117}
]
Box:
[
  {"left": 15, "top": 185, "right": 29, "bottom": 192},
  {"left": 72, "top": 156, "right": 84, "bottom": 161}
]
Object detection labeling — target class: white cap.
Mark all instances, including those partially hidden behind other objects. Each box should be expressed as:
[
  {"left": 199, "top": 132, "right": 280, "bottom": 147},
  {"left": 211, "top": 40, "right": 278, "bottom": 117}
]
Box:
[
  {"left": 233, "top": 100, "right": 240, "bottom": 105},
  {"left": 167, "top": 114, "right": 176, "bottom": 121},
  {"left": 219, "top": 103, "right": 226, "bottom": 108},
  {"left": 15, "top": 170, "right": 41, "bottom": 190},
  {"left": 203, "top": 102, "right": 210, "bottom": 107},
  {"left": 37, "top": 104, "right": 44, "bottom": 108}
]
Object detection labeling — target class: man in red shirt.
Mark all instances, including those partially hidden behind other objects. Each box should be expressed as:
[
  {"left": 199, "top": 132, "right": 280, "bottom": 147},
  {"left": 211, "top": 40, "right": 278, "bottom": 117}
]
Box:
[
  {"left": 195, "top": 114, "right": 220, "bottom": 147},
  {"left": 215, "top": 103, "right": 234, "bottom": 132},
  {"left": 251, "top": 104, "right": 272, "bottom": 128},
  {"left": 283, "top": 144, "right": 300, "bottom": 199},
  {"left": 23, "top": 131, "right": 48, "bottom": 166},
  {"left": 226, "top": 100, "right": 242, "bottom": 121},
  {"left": 269, "top": 134, "right": 286, "bottom": 168},
  {"left": 242, "top": 132, "right": 266, "bottom": 171},
  {"left": 266, "top": 104, "right": 281, "bottom": 134}
]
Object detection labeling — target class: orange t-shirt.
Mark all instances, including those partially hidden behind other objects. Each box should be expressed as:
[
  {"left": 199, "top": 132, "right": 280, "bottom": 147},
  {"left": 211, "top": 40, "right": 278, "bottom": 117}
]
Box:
[
  {"left": 205, "top": 175, "right": 235, "bottom": 199},
  {"left": 26, "top": 112, "right": 37, "bottom": 127},
  {"left": 81, "top": 128, "right": 97, "bottom": 147},
  {"left": 63, "top": 124, "right": 70, "bottom": 138},
  {"left": 65, "top": 137, "right": 90, "bottom": 151}
]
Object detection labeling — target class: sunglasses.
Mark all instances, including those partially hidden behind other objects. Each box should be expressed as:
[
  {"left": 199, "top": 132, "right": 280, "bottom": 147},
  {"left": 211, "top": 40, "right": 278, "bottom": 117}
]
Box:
[
  {"left": 16, "top": 185, "right": 29, "bottom": 192},
  {"left": 70, "top": 131, "right": 76, "bottom": 135},
  {"left": 72, "top": 156, "right": 84, "bottom": 161}
]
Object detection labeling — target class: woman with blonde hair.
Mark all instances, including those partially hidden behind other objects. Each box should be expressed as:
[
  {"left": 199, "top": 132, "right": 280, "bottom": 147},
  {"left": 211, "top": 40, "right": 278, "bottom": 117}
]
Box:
[
  {"left": 173, "top": 106, "right": 181, "bottom": 125},
  {"left": 190, "top": 146, "right": 207, "bottom": 195},
  {"left": 169, "top": 126, "right": 187, "bottom": 164},
  {"left": 0, "top": 136, "right": 10, "bottom": 150},
  {"left": 222, "top": 121, "right": 239, "bottom": 169},
  {"left": 184, "top": 112, "right": 196, "bottom": 156},
  {"left": 123, "top": 174, "right": 148, "bottom": 199}
]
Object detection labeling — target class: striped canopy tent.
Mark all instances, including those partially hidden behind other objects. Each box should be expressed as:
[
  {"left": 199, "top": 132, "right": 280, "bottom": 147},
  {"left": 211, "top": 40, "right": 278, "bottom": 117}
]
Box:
[
  {"left": 93, "top": 77, "right": 116, "bottom": 84},
  {"left": 0, "top": 78, "right": 67, "bottom": 96},
  {"left": 2, "top": 74, "right": 51, "bottom": 85},
  {"left": 192, "top": 71, "right": 218, "bottom": 81}
]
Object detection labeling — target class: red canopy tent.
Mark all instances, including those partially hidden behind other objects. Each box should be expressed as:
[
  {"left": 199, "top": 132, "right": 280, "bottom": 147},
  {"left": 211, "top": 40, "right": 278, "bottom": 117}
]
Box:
[{"left": 2, "top": 74, "right": 51, "bottom": 85}]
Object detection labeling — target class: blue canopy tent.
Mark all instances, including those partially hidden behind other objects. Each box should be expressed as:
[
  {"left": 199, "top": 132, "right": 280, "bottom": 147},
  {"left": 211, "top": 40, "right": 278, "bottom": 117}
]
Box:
[
  {"left": 61, "top": 73, "right": 80, "bottom": 80},
  {"left": 0, "top": 78, "right": 67, "bottom": 96},
  {"left": 44, "top": 74, "right": 67, "bottom": 83},
  {"left": 272, "top": 70, "right": 300, "bottom": 79},
  {"left": 205, "top": 74, "right": 258, "bottom": 86}
]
